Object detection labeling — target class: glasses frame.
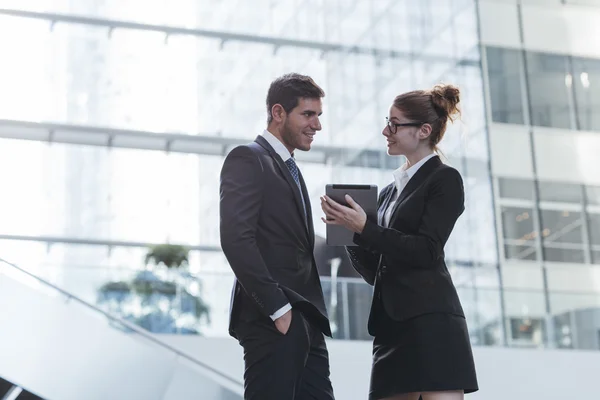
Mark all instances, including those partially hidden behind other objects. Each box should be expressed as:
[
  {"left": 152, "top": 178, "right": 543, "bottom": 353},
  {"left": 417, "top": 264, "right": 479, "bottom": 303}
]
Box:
[{"left": 385, "top": 117, "right": 424, "bottom": 134}]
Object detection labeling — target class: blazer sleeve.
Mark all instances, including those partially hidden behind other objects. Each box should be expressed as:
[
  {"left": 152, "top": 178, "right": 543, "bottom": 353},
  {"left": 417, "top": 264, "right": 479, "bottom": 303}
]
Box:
[
  {"left": 345, "top": 246, "right": 379, "bottom": 286},
  {"left": 343, "top": 185, "right": 391, "bottom": 285},
  {"left": 353, "top": 168, "right": 464, "bottom": 268},
  {"left": 219, "top": 145, "right": 289, "bottom": 318}
]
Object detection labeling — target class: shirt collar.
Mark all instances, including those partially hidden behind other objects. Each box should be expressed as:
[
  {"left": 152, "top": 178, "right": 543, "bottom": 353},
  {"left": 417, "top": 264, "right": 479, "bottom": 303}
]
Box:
[
  {"left": 392, "top": 153, "right": 437, "bottom": 192},
  {"left": 262, "top": 129, "right": 293, "bottom": 162}
]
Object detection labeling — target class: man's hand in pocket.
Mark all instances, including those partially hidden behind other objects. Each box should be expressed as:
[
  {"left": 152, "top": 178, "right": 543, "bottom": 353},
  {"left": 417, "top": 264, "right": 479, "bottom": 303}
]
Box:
[{"left": 274, "top": 309, "right": 292, "bottom": 335}]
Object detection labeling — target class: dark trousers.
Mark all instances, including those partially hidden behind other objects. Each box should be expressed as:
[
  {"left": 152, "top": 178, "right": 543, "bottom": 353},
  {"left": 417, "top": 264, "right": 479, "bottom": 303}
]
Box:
[{"left": 235, "top": 309, "right": 335, "bottom": 400}]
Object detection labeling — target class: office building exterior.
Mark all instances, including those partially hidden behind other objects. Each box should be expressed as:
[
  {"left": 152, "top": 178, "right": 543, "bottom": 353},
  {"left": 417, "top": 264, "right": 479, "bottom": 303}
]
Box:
[{"left": 1, "top": 0, "right": 600, "bottom": 398}]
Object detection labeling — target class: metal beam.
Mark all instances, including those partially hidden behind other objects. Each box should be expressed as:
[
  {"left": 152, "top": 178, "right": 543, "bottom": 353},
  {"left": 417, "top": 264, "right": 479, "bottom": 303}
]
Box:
[
  {"left": 0, "top": 8, "right": 479, "bottom": 66},
  {"left": 0, "top": 118, "right": 489, "bottom": 171},
  {"left": 0, "top": 119, "right": 351, "bottom": 164},
  {"left": 0, "top": 233, "right": 494, "bottom": 269},
  {"left": 0, "top": 233, "right": 221, "bottom": 252}
]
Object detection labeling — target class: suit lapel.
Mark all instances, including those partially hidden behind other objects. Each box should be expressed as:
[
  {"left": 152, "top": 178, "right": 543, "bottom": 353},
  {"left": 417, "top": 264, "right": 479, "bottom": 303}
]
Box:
[
  {"left": 297, "top": 171, "right": 314, "bottom": 248},
  {"left": 255, "top": 136, "right": 311, "bottom": 238},
  {"left": 388, "top": 156, "right": 442, "bottom": 226}
]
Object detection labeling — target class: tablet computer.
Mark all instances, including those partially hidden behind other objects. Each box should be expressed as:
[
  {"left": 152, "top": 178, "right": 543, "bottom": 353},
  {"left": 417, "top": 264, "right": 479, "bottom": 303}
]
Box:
[{"left": 325, "top": 184, "right": 378, "bottom": 246}]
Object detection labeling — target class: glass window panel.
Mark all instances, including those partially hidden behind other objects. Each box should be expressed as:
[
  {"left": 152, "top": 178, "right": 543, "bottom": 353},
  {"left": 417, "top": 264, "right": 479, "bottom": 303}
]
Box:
[
  {"left": 593, "top": 250, "right": 600, "bottom": 265},
  {"left": 540, "top": 209, "right": 584, "bottom": 245},
  {"left": 543, "top": 247, "right": 586, "bottom": 263},
  {"left": 585, "top": 185, "right": 600, "bottom": 206},
  {"left": 498, "top": 178, "right": 535, "bottom": 200},
  {"left": 505, "top": 244, "right": 537, "bottom": 261},
  {"left": 457, "top": 177, "right": 499, "bottom": 265},
  {"left": 568, "top": 0, "right": 600, "bottom": 6},
  {"left": 0, "top": 1, "right": 495, "bottom": 301},
  {"left": 509, "top": 317, "right": 546, "bottom": 348},
  {"left": 538, "top": 181, "right": 583, "bottom": 204},
  {"left": 587, "top": 213, "right": 600, "bottom": 246},
  {"left": 486, "top": 47, "right": 525, "bottom": 124},
  {"left": 456, "top": 287, "right": 504, "bottom": 346},
  {"left": 501, "top": 206, "right": 535, "bottom": 240},
  {"left": 525, "top": 52, "right": 574, "bottom": 129},
  {"left": 501, "top": 206, "right": 538, "bottom": 261},
  {"left": 503, "top": 288, "right": 547, "bottom": 347},
  {"left": 572, "top": 57, "right": 600, "bottom": 132}
]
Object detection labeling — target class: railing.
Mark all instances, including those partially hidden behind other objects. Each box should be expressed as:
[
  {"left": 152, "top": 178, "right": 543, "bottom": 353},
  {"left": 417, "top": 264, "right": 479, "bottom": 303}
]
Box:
[
  {"left": 8, "top": 260, "right": 600, "bottom": 351},
  {"left": 0, "top": 257, "right": 244, "bottom": 399}
]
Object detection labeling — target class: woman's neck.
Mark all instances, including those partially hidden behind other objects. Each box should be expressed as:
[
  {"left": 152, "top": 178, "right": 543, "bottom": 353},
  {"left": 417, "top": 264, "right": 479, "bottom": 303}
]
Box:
[{"left": 405, "top": 148, "right": 435, "bottom": 168}]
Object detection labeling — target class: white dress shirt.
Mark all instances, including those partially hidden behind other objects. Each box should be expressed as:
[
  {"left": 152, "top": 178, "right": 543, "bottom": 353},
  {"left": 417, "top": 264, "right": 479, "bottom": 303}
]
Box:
[
  {"left": 262, "top": 129, "right": 293, "bottom": 162},
  {"left": 261, "top": 130, "right": 294, "bottom": 321},
  {"left": 383, "top": 153, "right": 438, "bottom": 227}
]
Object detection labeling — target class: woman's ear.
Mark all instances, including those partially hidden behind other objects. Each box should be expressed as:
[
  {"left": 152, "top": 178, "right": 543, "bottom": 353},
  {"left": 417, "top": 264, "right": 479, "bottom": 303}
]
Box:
[{"left": 419, "top": 123, "right": 432, "bottom": 140}]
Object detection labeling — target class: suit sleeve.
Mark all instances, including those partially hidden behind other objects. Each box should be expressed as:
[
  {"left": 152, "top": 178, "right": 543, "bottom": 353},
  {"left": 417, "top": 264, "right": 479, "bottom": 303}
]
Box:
[
  {"left": 352, "top": 168, "right": 464, "bottom": 269},
  {"left": 220, "top": 145, "right": 289, "bottom": 318}
]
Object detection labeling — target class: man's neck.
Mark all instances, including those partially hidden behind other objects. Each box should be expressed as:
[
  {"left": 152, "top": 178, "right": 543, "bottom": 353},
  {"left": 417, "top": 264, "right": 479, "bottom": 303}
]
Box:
[{"left": 266, "top": 126, "right": 294, "bottom": 154}]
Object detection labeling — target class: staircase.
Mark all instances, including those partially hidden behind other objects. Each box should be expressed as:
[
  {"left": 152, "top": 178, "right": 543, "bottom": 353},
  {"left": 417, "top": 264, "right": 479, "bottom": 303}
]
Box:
[
  {"left": 0, "top": 376, "right": 44, "bottom": 400},
  {"left": 0, "top": 258, "right": 243, "bottom": 400}
]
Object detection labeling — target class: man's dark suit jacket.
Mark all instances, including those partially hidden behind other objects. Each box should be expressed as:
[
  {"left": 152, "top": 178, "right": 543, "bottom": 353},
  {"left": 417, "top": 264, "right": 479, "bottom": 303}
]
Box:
[
  {"left": 346, "top": 155, "right": 465, "bottom": 336},
  {"left": 220, "top": 135, "right": 331, "bottom": 338}
]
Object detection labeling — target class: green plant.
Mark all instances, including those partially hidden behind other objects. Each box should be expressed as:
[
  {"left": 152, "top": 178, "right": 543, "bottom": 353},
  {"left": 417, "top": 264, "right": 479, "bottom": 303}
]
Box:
[
  {"left": 99, "top": 281, "right": 130, "bottom": 293},
  {"left": 96, "top": 245, "right": 210, "bottom": 335},
  {"left": 144, "top": 244, "right": 189, "bottom": 269}
]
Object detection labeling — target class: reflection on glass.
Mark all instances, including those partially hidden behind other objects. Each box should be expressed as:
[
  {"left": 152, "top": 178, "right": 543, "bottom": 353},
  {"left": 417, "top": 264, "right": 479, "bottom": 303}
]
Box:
[
  {"left": 498, "top": 177, "right": 535, "bottom": 200},
  {"left": 486, "top": 47, "right": 525, "bottom": 124},
  {"left": 588, "top": 213, "right": 600, "bottom": 245},
  {"left": 587, "top": 213, "right": 600, "bottom": 264},
  {"left": 509, "top": 317, "right": 546, "bottom": 348},
  {"left": 572, "top": 56, "right": 600, "bottom": 131},
  {"left": 538, "top": 181, "right": 583, "bottom": 204},
  {"left": 504, "top": 245, "right": 537, "bottom": 261},
  {"left": 456, "top": 287, "right": 504, "bottom": 346},
  {"left": 503, "top": 289, "right": 547, "bottom": 348},
  {"left": 551, "top": 292, "right": 600, "bottom": 350},
  {"left": 585, "top": 185, "right": 600, "bottom": 205},
  {"left": 539, "top": 210, "right": 584, "bottom": 241},
  {"left": 540, "top": 209, "right": 585, "bottom": 262},
  {"left": 526, "top": 52, "right": 574, "bottom": 129},
  {"left": 542, "top": 247, "right": 585, "bottom": 263},
  {"left": 501, "top": 206, "right": 538, "bottom": 260}
]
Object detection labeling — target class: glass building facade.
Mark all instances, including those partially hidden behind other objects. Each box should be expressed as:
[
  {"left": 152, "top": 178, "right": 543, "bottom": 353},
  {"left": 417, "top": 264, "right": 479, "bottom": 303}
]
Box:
[{"left": 0, "top": 0, "right": 599, "bottom": 350}]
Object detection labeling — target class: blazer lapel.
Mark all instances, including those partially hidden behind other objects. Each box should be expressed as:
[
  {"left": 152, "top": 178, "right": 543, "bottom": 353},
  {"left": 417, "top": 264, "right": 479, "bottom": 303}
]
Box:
[
  {"left": 255, "top": 136, "right": 310, "bottom": 237},
  {"left": 378, "top": 185, "right": 396, "bottom": 226},
  {"left": 388, "top": 156, "right": 442, "bottom": 226}
]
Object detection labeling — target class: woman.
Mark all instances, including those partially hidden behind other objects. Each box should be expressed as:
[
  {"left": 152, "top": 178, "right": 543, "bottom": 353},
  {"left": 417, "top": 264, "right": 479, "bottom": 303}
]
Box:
[{"left": 321, "top": 84, "right": 478, "bottom": 400}]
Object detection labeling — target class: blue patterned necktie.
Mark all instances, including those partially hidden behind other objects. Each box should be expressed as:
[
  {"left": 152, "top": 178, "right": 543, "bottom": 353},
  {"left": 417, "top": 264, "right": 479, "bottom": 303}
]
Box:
[{"left": 285, "top": 157, "right": 307, "bottom": 219}]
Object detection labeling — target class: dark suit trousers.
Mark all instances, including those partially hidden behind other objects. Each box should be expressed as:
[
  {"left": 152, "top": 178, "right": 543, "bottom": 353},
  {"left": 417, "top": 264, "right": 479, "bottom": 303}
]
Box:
[{"left": 235, "top": 309, "right": 335, "bottom": 400}]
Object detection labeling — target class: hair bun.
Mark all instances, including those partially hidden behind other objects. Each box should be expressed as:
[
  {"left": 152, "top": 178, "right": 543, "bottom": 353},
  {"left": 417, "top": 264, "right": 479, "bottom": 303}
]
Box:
[{"left": 430, "top": 83, "right": 461, "bottom": 121}]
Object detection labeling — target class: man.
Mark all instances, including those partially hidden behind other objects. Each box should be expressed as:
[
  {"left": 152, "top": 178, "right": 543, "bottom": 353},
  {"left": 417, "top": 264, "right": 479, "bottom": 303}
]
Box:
[{"left": 220, "top": 73, "right": 334, "bottom": 400}]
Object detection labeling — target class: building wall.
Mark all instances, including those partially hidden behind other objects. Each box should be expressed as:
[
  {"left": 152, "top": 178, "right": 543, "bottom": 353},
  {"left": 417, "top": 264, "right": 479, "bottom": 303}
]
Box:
[
  {"left": 477, "top": 0, "right": 600, "bottom": 346},
  {"left": 0, "top": 0, "right": 598, "bottom": 351}
]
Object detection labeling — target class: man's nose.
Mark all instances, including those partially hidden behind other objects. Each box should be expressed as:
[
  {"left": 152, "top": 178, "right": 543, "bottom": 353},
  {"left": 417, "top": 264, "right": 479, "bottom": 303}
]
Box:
[{"left": 313, "top": 118, "right": 322, "bottom": 131}]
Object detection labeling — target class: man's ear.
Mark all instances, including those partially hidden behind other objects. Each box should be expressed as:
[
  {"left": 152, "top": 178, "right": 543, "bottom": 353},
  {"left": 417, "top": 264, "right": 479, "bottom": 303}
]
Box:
[{"left": 271, "top": 104, "right": 286, "bottom": 122}]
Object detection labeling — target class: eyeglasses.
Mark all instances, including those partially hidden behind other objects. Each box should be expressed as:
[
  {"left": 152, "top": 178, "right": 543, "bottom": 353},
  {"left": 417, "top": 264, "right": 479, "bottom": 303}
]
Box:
[{"left": 385, "top": 117, "right": 424, "bottom": 134}]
